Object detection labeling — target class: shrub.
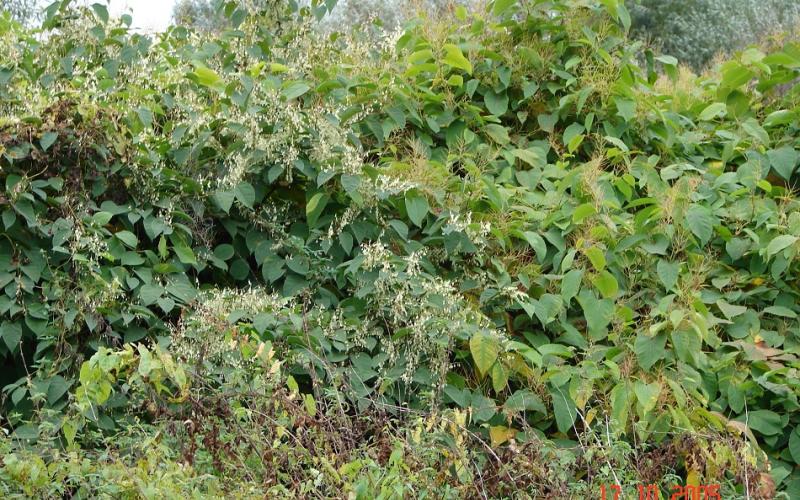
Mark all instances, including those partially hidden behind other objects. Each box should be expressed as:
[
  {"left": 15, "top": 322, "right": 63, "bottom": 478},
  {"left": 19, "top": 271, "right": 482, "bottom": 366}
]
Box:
[{"left": 2, "top": 0, "right": 800, "bottom": 496}]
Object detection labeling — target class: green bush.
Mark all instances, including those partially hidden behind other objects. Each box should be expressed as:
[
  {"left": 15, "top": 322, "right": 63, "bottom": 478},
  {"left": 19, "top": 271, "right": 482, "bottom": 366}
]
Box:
[
  {"left": 0, "top": 334, "right": 757, "bottom": 498},
  {"left": 2, "top": 0, "right": 800, "bottom": 496}
]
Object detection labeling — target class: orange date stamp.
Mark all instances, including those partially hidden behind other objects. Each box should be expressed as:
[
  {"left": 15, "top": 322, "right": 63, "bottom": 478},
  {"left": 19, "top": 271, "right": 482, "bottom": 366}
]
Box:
[{"left": 600, "top": 483, "right": 722, "bottom": 499}]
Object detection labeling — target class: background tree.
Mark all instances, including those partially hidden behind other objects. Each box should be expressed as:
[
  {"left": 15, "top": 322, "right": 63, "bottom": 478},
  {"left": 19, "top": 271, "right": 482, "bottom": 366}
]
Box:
[
  {"left": 0, "top": 0, "right": 41, "bottom": 25},
  {"left": 172, "top": 0, "right": 290, "bottom": 31},
  {"left": 319, "top": 0, "right": 471, "bottom": 33},
  {"left": 172, "top": 0, "right": 477, "bottom": 33},
  {"left": 629, "top": 0, "right": 800, "bottom": 70},
  {"left": 172, "top": 0, "right": 222, "bottom": 31}
]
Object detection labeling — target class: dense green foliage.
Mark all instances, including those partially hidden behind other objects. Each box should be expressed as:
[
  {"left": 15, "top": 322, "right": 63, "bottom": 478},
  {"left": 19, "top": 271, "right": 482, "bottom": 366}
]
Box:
[
  {"left": 629, "top": 0, "right": 800, "bottom": 70},
  {"left": 3, "top": 0, "right": 800, "bottom": 496}
]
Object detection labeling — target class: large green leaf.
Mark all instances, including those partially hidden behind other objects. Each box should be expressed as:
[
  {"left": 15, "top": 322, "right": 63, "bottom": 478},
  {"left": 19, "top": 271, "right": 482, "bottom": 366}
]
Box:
[
  {"left": 492, "top": 0, "right": 516, "bottom": 16},
  {"left": 512, "top": 147, "right": 546, "bottom": 168},
  {"left": 736, "top": 410, "right": 784, "bottom": 436},
  {"left": 585, "top": 246, "right": 606, "bottom": 271},
  {"left": 40, "top": 131, "right": 58, "bottom": 151},
  {"left": 550, "top": 384, "right": 577, "bottom": 433},
  {"left": 767, "top": 147, "right": 799, "bottom": 180},
  {"left": 405, "top": 191, "right": 429, "bottom": 227},
  {"left": 561, "top": 270, "right": 583, "bottom": 303},
  {"left": 504, "top": 389, "right": 546, "bottom": 413},
  {"left": 766, "top": 235, "right": 798, "bottom": 257},
  {"left": 790, "top": 427, "right": 800, "bottom": 464},
  {"left": 634, "top": 332, "right": 667, "bottom": 371},
  {"left": 172, "top": 237, "right": 197, "bottom": 265},
  {"left": 235, "top": 182, "right": 256, "bottom": 209},
  {"left": 1, "top": 321, "right": 22, "bottom": 351},
  {"left": 656, "top": 260, "right": 679, "bottom": 291},
  {"left": 522, "top": 231, "right": 547, "bottom": 262},
  {"left": 306, "top": 192, "right": 330, "bottom": 228},
  {"left": 611, "top": 383, "right": 629, "bottom": 430},
  {"left": 593, "top": 270, "right": 618, "bottom": 298},
  {"left": 685, "top": 204, "right": 715, "bottom": 244},
  {"left": 577, "top": 291, "right": 614, "bottom": 340},
  {"left": 671, "top": 327, "right": 701, "bottom": 365},
  {"left": 484, "top": 124, "right": 510, "bottom": 144},
  {"left": 484, "top": 90, "right": 509, "bottom": 116},
  {"left": 212, "top": 190, "right": 236, "bottom": 214},
  {"left": 698, "top": 102, "right": 727, "bottom": 121},
  {"left": 115, "top": 231, "right": 138, "bottom": 248},
  {"left": 282, "top": 81, "right": 311, "bottom": 100}
]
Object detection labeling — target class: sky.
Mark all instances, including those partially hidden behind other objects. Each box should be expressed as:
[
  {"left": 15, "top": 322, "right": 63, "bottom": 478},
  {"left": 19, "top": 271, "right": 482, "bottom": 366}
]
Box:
[{"left": 106, "top": 0, "right": 178, "bottom": 32}]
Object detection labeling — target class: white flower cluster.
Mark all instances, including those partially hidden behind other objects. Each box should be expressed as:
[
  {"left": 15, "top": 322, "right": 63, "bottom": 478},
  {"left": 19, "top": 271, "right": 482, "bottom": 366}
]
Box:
[
  {"left": 353, "top": 241, "right": 498, "bottom": 385},
  {"left": 214, "top": 85, "right": 365, "bottom": 190},
  {"left": 247, "top": 201, "right": 294, "bottom": 239},
  {"left": 370, "top": 174, "right": 418, "bottom": 196},
  {"left": 318, "top": 306, "right": 375, "bottom": 353},
  {"left": 325, "top": 205, "right": 360, "bottom": 241},
  {"left": 378, "top": 26, "right": 405, "bottom": 54},
  {"left": 170, "top": 288, "right": 294, "bottom": 365},
  {"left": 443, "top": 210, "right": 492, "bottom": 248},
  {"left": 310, "top": 113, "right": 365, "bottom": 177},
  {"left": 68, "top": 214, "right": 109, "bottom": 270},
  {"left": 75, "top": 274, "right": 126, "bottom": 321},
  {"left": 499, "top": 284, "right": 529, "bottom": 304}
]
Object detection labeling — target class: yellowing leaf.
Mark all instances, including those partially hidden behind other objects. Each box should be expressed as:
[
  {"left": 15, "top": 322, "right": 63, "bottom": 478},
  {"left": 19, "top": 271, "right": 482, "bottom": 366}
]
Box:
[
  {"left": 634, "top": 380, "right": 662, "bottom": 416},
  {"left": 470, "top": 332, "right": 499, "bottom": 377},
  {"left": 287, "top": 375, "right": 299, "bottom": 395},
  {"left": 304, "top": 393, "right": 317, "bottom": 417},
  {"left": 192, "top": 65, "right": 222, "bottom": 89},
  {"left": 447, "top": 74, "right": 463, "bottom": 86},
  {"left": 584, "top": 246, "right": 606, "bottom": 271},
  {"left": 443, "top": 44, "right": 472, "bottom": 75},
  {"left": 490, "top": 362, "right": 508, "bottom": 393},
  {"left": 593, "top": 270, "right": 619, "bottom": 299},
  {"left": 269, "top": 62, "right": 290, "bottom": 73},
  {"left": 489, "top": 425, "right": 516, "bottom": 447},
  {"left": 572, "top": 203, "right": 596, "bottom": 224}
]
